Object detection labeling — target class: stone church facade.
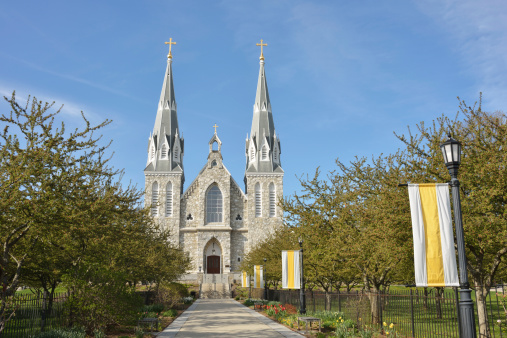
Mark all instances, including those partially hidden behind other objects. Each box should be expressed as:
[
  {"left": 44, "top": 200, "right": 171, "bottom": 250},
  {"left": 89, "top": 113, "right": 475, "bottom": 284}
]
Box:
[{"left": 144, "top": 45, "right": 283, "bottom": 281}]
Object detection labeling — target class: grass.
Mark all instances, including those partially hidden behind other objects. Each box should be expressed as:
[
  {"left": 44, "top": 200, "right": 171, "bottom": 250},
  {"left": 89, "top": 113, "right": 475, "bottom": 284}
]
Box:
[{"left": 304, "top": 287, "right": 507, "bottom": 337}]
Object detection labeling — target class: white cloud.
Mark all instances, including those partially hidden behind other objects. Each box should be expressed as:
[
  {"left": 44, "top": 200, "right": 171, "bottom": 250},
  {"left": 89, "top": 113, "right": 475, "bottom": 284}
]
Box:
[
  {"left": 0, "top": 84, "right": 102, "bottom": 124},
  {"left": 416, "top": 0, "right": 507, "bottom": 110}
]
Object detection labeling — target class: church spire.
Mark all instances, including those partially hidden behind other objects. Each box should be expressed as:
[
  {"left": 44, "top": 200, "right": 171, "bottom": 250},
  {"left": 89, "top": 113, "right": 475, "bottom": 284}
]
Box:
[
  {"left": 145, "top": 39, "right": 184, "bottom": 176},
  {"left": 245, "top": 40, "right": 282, "bottom": 175}
]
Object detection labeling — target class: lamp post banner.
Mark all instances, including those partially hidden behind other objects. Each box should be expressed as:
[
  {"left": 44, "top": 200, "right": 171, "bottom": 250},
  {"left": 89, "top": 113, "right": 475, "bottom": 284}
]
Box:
[
  {"left": 282, "top": 250, "right": 301, "bottom": 289},
  {"left": 407, "top": 183, "right": 459, "bottom": 287},
  {"left": 254, "top": 265, "right": 264, "bottom": 288},
  {"left": 241, "top": 271, "right": 250, "bottom": 288}
]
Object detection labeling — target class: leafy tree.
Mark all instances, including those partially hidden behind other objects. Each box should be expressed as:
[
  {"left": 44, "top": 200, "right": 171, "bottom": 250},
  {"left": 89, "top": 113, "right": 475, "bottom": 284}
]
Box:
[
  {"left": 0, "top": 92, "right": 190, "bottom": 332},
  {"left": 241, "top": 226, "right": 298, "bottom": 290},
  {"left": 395, "top": 95, "right": 507, "bottom": 337}
]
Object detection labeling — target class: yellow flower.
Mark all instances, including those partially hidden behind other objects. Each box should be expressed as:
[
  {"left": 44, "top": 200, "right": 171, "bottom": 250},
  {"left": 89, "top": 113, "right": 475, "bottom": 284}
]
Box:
[
  {"left": 383, "top": 322, "right": 387, "bottom": 327},
  {"left": 386, "top": 332, "right": 390, "bottom": 335},
  {"left": 389, "top": 323, "right": 394, "bottom": 329},
  {"left": 341, "top": 319, "right": 344, "bottom": 322},
  {"left": 359, "top": 318, "right": 362, "bottom": 321},
  {"left": 339, "top": 317, "right": 342, "bottom": 320}
]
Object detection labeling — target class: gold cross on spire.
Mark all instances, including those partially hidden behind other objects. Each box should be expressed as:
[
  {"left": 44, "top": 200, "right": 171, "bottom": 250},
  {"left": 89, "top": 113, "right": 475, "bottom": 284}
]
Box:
[
  {"left": 213, "top": 124, "right": 219, "bottom": 134},
  {"left": 256, "top": 39, "right": 267, "bottom": 60},
  {"left": 165, "top": 38, "right": 177, "bottom": 59}
]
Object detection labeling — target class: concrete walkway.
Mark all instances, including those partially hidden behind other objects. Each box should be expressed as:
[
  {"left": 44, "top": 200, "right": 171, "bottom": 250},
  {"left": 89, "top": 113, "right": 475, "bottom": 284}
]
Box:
[{"left": 156, "top": 299, "right": 304, "bottom": 338}]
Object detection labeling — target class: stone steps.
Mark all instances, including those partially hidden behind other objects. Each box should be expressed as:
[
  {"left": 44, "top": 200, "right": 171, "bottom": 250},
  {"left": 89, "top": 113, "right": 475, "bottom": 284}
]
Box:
[{"left": 200, "top": 282, "right": 231, "bottom": 299}]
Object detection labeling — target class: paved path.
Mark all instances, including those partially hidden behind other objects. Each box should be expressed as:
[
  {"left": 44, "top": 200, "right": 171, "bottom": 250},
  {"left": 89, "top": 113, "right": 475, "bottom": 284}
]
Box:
[{"left": 157, "top": 299, "right": 304, "bottom": 338}]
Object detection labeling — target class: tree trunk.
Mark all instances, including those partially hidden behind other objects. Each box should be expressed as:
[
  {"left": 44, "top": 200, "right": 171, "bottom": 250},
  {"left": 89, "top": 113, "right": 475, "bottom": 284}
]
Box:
[
  {"left": 368, "top": 289, "right": 381, "bottom": 324},
  {"left": 325, "top": 290, "right": 331, "bottom": 311},
  {"left": 435, "top": 287, "right": 443, "bottom": 319},
  {"left": 423, "top": 287, "right": 429, "bottom": 309},
  {"left": 475, "top": 285, "right": 491, "bottom": 338}
]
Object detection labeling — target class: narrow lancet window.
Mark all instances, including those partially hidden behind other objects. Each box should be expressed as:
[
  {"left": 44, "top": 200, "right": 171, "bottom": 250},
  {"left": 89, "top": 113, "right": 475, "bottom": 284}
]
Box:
[
  {"left": 255, "top": 183, "right": 262, "bottom": 218},
  {"left": 161, "top": 144, "right": 167, "bottom": 159},
  {"left": 151, "top": 182, "right": 159, "bottom": 216},
  {"left": 262, "top": 145, "right": 268, "bottom": 161},
  {"left": 166, "top": 182, "right": 173, "bottom": 216},
  {"left": 269, "top": 183, "right": 276, "bottom": 217}
]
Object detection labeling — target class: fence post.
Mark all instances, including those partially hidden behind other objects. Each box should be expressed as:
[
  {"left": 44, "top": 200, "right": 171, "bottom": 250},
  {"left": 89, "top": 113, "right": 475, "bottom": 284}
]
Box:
[
  {"left": 338, "top": 289, "right": 341, "bottom": 313},
  {"left": 410, "top": 289, "right": 415, "bottom": 338},
  {"left": 454, "top": 287, "right": 462, "bottom": 337},
  {"left": 313, "top": 291, "right": 316, "bottom": 312},
  {"left": 378, "top": 290, "right": 383, "bottom": 326}
]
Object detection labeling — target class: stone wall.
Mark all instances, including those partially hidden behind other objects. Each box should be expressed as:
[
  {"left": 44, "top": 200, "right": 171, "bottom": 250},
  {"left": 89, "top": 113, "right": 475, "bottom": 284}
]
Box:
[
  {"left": 145, "top": 173, "right": 183, "bottom": 246},
  {"left": 245, "top": 174, "right": 284, "bottom": 251}
]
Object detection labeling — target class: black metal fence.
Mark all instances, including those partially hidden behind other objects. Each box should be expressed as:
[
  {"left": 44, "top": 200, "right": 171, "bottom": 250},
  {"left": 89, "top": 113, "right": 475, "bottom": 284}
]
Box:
[
  {"left": 243, "top": 284, "right": 507, "bottom": 337},
  {"left": 1, "top": 292, "right": 68, "bottom": 337}
]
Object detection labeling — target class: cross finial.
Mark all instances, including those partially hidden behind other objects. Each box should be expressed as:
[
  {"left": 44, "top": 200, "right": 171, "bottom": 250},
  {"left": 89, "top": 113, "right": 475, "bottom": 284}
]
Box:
[
  {"left": 165, "top": 38, "right": 177, "bottom": 59},
  {"left": 256, "top": 39, "right": 268, "bottom": 60},
  {"left": 213, "top": 124, "right": 219, "bottom": 134}
]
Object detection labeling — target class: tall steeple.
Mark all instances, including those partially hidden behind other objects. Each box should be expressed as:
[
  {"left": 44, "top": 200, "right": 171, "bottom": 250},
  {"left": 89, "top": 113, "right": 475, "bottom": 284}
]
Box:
[
  {"left": 145, "top": 39, "right": 184, "bottom": 179},
  {"left": 245, "top": 40, "right": 282, "bottom": 175}
]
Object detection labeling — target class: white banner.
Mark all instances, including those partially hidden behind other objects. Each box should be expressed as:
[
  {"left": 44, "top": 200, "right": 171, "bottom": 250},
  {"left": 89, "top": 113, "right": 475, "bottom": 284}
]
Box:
[
  {"left": 408, "top": 183, "right": 459, "bottom": 287},
  {"left": 282, "top": 250, "right": 300, "bottom": 289}
]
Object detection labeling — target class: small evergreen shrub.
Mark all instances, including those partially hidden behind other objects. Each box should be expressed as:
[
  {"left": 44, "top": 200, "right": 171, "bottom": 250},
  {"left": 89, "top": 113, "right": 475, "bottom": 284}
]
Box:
[
  {"left": 34, "top": 327, "right": 86, "bottom": 338},
  {"left": 142, "top": 303, "right": 165, "bottom": 313},
  {"left": 163, "top": 309, "right": 178, "bottom": 317}
]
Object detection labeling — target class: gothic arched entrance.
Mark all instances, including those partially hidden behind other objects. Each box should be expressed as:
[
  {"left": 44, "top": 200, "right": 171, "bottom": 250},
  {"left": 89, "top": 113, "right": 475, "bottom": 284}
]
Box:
[{"left": 204, "top": 238, "right": 222, "bottom": 274}]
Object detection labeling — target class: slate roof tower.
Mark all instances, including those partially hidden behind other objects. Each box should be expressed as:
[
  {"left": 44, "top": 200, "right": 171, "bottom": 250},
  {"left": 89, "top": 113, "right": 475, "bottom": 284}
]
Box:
[
  {"left": 244, "top": 40, "right": 284, "bottom": 249},
  {"left": 145, "top": 39, "right": 184, "bottom": 183},
  {"left": 245, "top": 42, "right": 283, "bottom": 177},
  {"left": 145, "top": 39, "right": 184, "bottom": 244}
]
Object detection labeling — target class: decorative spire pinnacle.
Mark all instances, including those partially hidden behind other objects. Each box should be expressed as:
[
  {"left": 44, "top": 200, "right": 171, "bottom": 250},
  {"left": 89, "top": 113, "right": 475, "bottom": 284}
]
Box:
[
  {"left": 213, "top": 123, "right": 219, "bottom": 134},
  {"left": 165, "top": 38, "right": 177, "bottom": 59},
  {"left": 256, "top": 39, "right": 267, "bottom": 61}
]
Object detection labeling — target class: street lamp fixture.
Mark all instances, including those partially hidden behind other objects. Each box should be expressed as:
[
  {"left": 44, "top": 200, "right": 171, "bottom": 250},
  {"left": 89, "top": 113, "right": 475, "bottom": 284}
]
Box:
[
  {"left": 263, "top": 258, "right": 268, "bottom": 300},
  {"left": 439, "top": 134, "right": 476, "bottom": 338},
  {"left": 298, "top": 237, "right": 306, "bottom": 314}
]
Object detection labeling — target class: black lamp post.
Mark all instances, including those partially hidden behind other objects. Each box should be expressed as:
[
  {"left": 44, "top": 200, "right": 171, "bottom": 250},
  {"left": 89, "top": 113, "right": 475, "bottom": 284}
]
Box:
[
  {"left": 263, "top": 258, "right": 268, "bottom": 300},
  {"left": 440, "top": 135, "right": 476, "bottom": 338},
  {"left": 299, "top": 238, "right": 306, "bottom": 314}
]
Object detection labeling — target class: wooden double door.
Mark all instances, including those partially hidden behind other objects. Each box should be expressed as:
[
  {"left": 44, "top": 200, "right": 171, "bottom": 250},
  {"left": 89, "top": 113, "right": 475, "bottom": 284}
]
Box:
[{"left": 206, "top": 255, "right": 220, "bottom": 274}]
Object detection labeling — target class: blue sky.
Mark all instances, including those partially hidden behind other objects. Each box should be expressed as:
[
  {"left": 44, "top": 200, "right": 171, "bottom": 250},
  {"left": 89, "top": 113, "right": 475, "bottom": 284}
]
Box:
[{"left": 1, "top": 0, "right": 506, "bottom": 199}]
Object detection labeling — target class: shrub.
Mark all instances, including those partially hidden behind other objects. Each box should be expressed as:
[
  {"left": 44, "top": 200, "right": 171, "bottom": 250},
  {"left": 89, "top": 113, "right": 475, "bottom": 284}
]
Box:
[
  {"left": 155, "top": 282, "right": 189, "bottom": 308},
  {"left": 65, "top": 278, "right": 143, "bottom": 332},
  {"left": 163, "top": 309, "right": 178, "bottom": 317},
  {"left": 134, "top": 327, "right": 144, "bottom": 338},
  {"left": 142, "top": 303, "right": 165, "bottom": 313},
  {"left": 34, "top": 327, "right": 86, "bottom": 338},
  {"left": 243, "top": 298, "right": 267, "bottom": 307},
  {"left": 93, "top": 329, "right": 106, "bottom": 338}
]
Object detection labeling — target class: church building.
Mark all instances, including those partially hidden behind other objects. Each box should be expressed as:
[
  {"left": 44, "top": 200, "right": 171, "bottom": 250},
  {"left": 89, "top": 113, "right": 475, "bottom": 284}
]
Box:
[{"left": 144, "top": 40, "right": 283, "bottom": 281}]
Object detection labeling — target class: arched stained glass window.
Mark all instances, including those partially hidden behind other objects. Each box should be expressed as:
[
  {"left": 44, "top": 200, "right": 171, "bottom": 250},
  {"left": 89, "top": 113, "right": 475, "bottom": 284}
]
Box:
[
  {"left": 166, "top": 182, "right": 173, "bottom": 216},
  {"left": 151, "top": 182, "right": 159, "bottom": 216},
  {"left": 269, "top": 183, "right": 276, "bottom": 217},
  {"left": 255, "top": 183, "right": 262, "bottom": 218},
  {"left": 206, "top": 185, "right": 223, "bottom": 223}
]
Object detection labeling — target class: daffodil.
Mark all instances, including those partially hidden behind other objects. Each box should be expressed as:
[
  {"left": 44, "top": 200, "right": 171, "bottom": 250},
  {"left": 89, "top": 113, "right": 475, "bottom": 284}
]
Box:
[
  {"left": 389, "top": 323, "right": 394, "bottom": 328},
  {"left": 383, "top": 322, "right": 387, "bottom": 327},
  {"left": 386, "top": 332, "right": 390, "bottom": 335}
]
